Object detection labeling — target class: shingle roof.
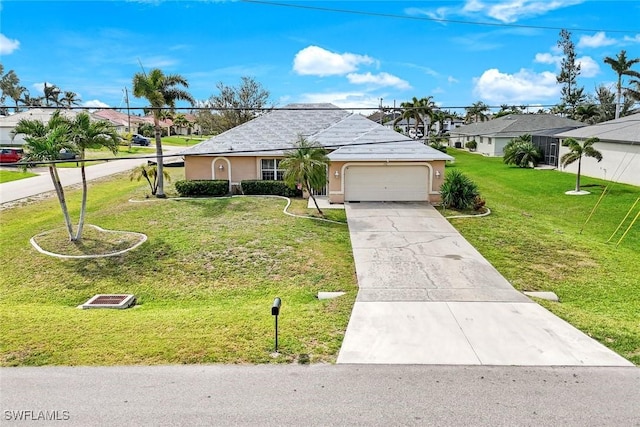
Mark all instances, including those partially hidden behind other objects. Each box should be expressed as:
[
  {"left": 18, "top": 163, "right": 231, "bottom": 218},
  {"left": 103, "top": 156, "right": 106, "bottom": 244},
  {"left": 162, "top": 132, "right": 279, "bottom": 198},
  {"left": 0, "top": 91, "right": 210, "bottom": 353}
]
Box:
[
  {"left": 450, "top": 114, "right": 585, "bottom": 137},
  {"left": 181, "top": 103, "right": 449, "bottom": 160},
  {"left": 555, "top": 113, "right": 640, "bottom": 144}
]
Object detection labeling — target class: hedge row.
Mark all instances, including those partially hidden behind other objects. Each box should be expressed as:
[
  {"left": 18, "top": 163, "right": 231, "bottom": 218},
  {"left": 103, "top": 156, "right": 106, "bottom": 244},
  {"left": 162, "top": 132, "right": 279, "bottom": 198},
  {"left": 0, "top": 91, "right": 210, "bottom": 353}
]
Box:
[
  {"left": 240, "top": 180, "right": 302, "bottom": 197},
  {"left": 174, "top": 179, "right": 303, "bottom": 198},
  {"left": 175, "top": 180, "right": 229, "bottom": 197}
]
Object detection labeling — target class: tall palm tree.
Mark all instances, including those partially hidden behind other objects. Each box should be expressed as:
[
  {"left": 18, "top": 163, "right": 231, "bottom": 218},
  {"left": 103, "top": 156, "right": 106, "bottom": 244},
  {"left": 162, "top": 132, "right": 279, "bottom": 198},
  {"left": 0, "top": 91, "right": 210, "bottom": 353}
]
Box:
[
  {"left": 560, "top": 137, "right": 602, "bottom": 193},
  {"left": 626, "top": 77, "right": 640, "bottom": 103},
  {"left": 68, "top": 113, "right": 119, "bottom": 240},
  {"left": 12, "top": 112, "right": 76, "bottom": 240},
  {"left": 61, "top": 91, "right": 81, "bottom": 109},
  {"left": 132, "top": 68, "right": 194, "bottom": 198},
  {"left": 604, "top": 50, "right": 640, "bottom": 119},
  {"left": 465, "top": 101, "right": 490, "bottom": 123},
  {"left": 280, "top": 136, "right": 330, "bottom": 216},
  {"left": 19, "top": 91, "right": 43, "bottom": 107},
  {"left": 393, "top": 96, "right": 435, "bottom": 139},
  {"left": 43, "top": 83, "right": 61, "bottom": 107}
]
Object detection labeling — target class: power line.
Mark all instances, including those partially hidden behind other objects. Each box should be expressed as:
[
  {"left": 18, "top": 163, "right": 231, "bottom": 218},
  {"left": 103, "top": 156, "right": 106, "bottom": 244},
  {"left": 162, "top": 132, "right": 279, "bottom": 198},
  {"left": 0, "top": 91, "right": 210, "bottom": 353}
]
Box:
[{"left": 240, "top": 0, "right": 640, "bottom": 34}]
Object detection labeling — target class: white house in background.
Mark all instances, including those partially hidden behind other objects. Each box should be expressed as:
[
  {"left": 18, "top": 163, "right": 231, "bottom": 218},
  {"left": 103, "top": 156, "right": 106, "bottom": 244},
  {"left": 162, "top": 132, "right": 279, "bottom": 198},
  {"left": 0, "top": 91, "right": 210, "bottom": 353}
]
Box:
[
  {"left": 555, "top": 113, "right": 640, "bottom": 187},
  {"left": 0, "top": 108, "right": 119, "bottom": 146},
  {"left": 449, "top": 114, "right": 585, "bottom": 156}
]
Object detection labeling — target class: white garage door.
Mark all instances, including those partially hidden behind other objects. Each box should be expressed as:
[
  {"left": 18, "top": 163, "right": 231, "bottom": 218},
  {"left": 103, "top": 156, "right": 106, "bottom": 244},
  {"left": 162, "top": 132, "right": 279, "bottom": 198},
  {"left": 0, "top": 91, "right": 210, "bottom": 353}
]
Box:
[{"left": 344, "top": 165, "right": 429, "bottom": 202}]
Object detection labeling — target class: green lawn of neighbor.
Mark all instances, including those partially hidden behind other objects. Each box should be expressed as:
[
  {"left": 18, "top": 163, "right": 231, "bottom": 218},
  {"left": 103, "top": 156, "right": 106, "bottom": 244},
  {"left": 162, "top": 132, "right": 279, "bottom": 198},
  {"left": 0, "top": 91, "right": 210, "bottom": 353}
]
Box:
[
  {"left": 55, "top": 146, "right": 157, "bottom": 168},
  {"left": 446, "top": 149, "right": 639, "bottom": 364},
  {"left": 0, "top": 169, "right": 37, "bottom": 183},
  {"left": 0, "top": 169, "right": 356, "bottom": 366},
  {"left": 162, "top": 135, "right": 208, "bottom": 147}
]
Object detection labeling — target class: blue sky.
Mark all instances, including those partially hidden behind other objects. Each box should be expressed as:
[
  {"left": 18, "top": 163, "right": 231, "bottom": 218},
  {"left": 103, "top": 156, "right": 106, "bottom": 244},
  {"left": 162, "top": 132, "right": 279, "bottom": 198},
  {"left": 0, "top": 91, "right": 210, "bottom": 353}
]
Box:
[{"left": 1, "top": 0, "right": 639, "bottom": 115}]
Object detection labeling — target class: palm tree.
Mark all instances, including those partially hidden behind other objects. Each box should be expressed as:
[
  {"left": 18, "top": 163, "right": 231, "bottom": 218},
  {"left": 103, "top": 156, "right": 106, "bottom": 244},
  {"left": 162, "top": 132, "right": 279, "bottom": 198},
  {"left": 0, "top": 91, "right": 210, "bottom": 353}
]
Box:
[
  {"left": 465, "top": 101, "right": 490, "bottom": 123},
  {"left": 626, "top": 77, "right": 640, "bottom": 103},
  {"left": 132, "top": 68, "right": 194, "bottom": 198},
  {"left": 129, "top": 164, "right": 171, "bottom": 196},
  {"left": 604, "top": 50, "right": 640, "bottom": 119},
  {"left": 61, "top": 91, "right": 81, "bottom": 109},
  {"left": 19, "top": 91, "right": 43, "bottom": 107},
  {"left": 393, "top": 96, "right": 435, "bottom": 139},
  {"left": 12, "top": 112, "right": 76, "bottom": 240},
  {"left": 560, "top": 137, "right": 602, "bottom": 193},
  {"left": 172, "top": 113, "right": 190, "bottom": 135},
  {"left": 43, "top": 83, "right": 61, "bottom": 107},
  {"left": 280, "top": 136, "right": 330, "bottom": 216},
  {"left": 574, "top": 103, "right": 600, "bottom": 124},
  {"left": 68, "top": 113, "right": 119, "bottom": 240},
  {"left": 502, "top": 134, "right": 542, "bottom": 168}
]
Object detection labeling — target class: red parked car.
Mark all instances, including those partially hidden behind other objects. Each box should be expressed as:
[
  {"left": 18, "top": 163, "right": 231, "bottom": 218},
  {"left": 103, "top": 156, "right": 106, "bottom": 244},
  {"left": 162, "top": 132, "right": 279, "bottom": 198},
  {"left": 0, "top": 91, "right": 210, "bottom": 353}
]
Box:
[{"left": 0, "top": 148, "right": 24, "bottom": 164}]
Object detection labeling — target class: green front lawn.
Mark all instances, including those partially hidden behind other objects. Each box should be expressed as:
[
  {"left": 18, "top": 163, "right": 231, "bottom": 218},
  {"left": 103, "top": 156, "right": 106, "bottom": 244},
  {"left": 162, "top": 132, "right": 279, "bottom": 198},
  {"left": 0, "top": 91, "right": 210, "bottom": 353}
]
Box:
[
  {"left": 447, "top": 150, "right": 639, "bottom": 364},
  {"left": 0, "top": 169, "right": 37, "bottom": 183},
  {"left": 0, "top": 169, "right": 356, "bottom": 366}
]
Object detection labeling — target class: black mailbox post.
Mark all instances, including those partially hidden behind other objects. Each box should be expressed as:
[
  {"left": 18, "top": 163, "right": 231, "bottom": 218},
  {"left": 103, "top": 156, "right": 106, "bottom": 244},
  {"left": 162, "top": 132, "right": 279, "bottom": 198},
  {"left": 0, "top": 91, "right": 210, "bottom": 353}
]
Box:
[{"left": 272, "top": 297, "right": 282, "bottom": 352}]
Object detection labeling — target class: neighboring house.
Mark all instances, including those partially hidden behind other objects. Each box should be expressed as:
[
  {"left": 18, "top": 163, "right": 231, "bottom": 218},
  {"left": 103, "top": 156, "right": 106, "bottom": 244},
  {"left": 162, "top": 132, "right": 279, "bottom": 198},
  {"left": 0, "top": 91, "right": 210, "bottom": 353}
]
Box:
[
  {"left": 181, "top": 103, "right": 452, "bottom": 204},
  {"left": 93, "top": 109, "right": 147, "bottom": 135},
  {"left": 449, "top": 114, "right": 585, "bottom": 157},
  {"left": 168, "top": 114, "right": 202, "bottom": 136},
  {"left": 555, "top": 113, "right": 640, "bottom": 187},
  {"left": 0, "top": 108, "right": 118, "bottom": 146}
]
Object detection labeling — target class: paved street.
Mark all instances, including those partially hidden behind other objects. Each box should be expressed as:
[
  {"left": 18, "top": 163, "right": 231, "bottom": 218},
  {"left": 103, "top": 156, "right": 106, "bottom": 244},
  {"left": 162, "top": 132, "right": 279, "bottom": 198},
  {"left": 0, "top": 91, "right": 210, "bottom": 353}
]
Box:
[
  {"left": 1, "top": 364, "right": 639, "bottom": 426},
  {"left": 0, "top": 147, "right": 182, "bottom": 204}
]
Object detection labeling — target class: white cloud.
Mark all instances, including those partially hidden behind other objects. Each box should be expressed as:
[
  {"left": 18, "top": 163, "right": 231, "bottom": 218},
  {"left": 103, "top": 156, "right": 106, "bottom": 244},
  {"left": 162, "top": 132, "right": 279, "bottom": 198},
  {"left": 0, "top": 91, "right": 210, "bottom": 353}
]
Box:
[
  {"left": 0, "top": 33, "right": 20, "bottom": 55},
  {"left": 578, "top": 32, "right": 616, "bottom": 48},
  {"left": 473, "top": 68, "right": 559, "bottom": 103},
  {"left": 297, "top": 91, "right": 381, "bottom": 109},
  {"left": 577, "top": 56, "right": 599, "bottom": 77},
  {"left": 83, "top": 100, "right": 110, "bottom": 109},
  {"left": 623, "top": 34, "right": 640, "bottom": 43},
  {"left": 484, "top": 0, "right": 585, "bottom": 24},
  {"left": 293, "top": 46, "right": 374, "bottom": 77},
  {"left": 448, "top": 76, "right": 459, "bottom": 84},
  {"left": 534, "top": 52, "right": 560, "bottom": 65},
  {"left": 346, "top": 72, "right": 411, "bottom": 90},
  {"left": 137, "top": 56, "right": 177, "bottom": 69},
  {"left": 463, "top": 0, "right": 485, "bottom": 13}
]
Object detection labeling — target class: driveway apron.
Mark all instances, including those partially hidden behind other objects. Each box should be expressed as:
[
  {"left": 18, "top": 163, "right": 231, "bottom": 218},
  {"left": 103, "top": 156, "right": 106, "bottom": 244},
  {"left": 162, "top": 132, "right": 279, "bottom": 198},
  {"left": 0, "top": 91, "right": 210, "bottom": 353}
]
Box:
[{"left": 337, "top": 202, "right": 632, "bottom": 366}]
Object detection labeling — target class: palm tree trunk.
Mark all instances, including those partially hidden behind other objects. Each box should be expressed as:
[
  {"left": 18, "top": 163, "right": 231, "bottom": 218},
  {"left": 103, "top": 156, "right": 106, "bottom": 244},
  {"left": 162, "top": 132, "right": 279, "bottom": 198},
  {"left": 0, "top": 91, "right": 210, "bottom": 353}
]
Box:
[
  {"left": 575, "top": 157, "right": 582, "bottom": 192},
  {"left": 75, "top": 162, "right": 88, "bottom": 241},
  {"left": 49, "top": 166, "right": 75, "bottom": 240},
  {"left": 154, "top": 118, "right": 166, "bottom": 198},
  {"left": 307, "top": 182, "right": 324, "bottom": 216}
]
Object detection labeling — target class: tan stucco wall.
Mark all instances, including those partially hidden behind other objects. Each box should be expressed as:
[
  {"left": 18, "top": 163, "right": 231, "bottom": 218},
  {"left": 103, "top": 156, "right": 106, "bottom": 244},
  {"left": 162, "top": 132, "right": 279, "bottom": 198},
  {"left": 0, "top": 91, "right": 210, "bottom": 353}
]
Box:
[{"left": 185, "top": 156, "right": 260, "bottom": 182}]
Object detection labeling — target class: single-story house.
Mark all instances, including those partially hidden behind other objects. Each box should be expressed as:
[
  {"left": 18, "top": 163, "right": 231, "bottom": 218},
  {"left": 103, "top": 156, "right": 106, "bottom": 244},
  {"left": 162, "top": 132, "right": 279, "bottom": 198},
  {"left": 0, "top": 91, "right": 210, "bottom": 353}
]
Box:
[
  {"left": 449, "top": 114, "right": 585, "bottom": 157},
  {"left": 181, "top": 103, "right": 453, "bottom": 204},
  {"left": 0, "top": 108, "right": 119, "bottom": 147},
  {"left": 555, "top": 113, "right": 640, "bottom": 187}
]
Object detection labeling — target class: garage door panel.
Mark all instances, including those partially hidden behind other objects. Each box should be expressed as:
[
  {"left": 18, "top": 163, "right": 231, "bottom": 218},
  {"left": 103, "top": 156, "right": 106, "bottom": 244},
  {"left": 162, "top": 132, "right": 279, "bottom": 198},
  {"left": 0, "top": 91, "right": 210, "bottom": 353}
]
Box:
[{"left": 345, "top": 166, "right": 429, "bottom": 202}]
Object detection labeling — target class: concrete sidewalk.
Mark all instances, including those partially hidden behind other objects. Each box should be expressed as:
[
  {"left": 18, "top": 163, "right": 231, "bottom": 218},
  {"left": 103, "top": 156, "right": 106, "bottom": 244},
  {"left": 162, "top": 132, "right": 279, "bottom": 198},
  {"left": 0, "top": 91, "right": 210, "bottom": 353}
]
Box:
[{"left": 337, "top": 202, "right": 632, "bottom": 366}]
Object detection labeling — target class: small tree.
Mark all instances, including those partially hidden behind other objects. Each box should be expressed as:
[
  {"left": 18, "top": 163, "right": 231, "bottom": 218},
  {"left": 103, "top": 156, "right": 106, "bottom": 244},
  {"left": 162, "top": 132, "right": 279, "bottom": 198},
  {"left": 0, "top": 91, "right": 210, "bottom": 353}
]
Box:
[
  {"left": 561, "top": 137, "right": 602, "bottom": 193},
  {"left": 280, "top": 136, "right": 330, "bottom": 216},
  {"left": 439, "top": 169, "right": 480, "bottom": 210},
  {"left": 502, "top": 134, "right": 542, "bottom": 168},
  {"left": 465, "top": 140, "right": 477, "bottom": 151},
  {"left": 129, "top": 164, "right": 171, "bottom": 197}
]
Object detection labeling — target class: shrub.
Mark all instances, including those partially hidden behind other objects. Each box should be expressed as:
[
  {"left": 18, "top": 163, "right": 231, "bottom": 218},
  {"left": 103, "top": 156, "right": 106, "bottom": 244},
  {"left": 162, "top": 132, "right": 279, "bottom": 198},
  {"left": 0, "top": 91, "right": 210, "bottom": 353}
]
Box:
[
  {"left": 502, "top": 135, "right": 542, "bottom": 168},
  {"left": 439, "top": 169, "right": 480, "bottom": 210},
  {"left": 241, "top": 180, "right": 302, "bottom": 197},
  {"left": 174, "top": 180, "right": 229, "bottom": 197},
  {"left": 465, "top": 140, "right": 477, "bottom": 150},
  {"left": 473, "top": 195, "right": 486, "bottom": 211}
]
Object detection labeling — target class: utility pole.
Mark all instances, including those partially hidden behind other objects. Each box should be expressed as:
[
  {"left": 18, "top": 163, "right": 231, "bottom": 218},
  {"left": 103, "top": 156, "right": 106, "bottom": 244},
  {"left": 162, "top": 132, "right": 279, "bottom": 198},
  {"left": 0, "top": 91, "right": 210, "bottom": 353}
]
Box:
[
  {"left": 379, "top": 98, "right": 383, "bottom": 125},
  {"left": 124, "top": 87, "right": 131, "bottom": 133}
]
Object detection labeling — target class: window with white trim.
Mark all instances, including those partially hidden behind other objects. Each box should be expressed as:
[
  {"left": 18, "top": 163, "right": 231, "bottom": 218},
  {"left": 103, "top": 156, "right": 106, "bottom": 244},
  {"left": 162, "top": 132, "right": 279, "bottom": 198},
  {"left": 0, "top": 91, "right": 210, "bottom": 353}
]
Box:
[{"left": 261, "top": 159, "right": 285, "bottom": 180}]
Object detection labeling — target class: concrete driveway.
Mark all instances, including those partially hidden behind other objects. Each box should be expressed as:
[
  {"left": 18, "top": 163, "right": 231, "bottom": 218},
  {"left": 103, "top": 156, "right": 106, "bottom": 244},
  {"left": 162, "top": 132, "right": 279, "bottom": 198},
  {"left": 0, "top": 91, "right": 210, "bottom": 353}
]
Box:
[{"left": 337, "top": 202, "right": 632, "bottom": 366}]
